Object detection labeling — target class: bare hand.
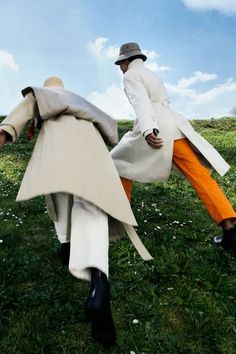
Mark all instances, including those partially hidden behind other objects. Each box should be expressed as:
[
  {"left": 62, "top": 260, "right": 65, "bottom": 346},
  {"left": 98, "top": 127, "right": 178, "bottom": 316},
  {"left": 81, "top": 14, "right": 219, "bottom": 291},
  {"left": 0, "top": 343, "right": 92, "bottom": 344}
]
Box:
[
  {"left": 0, "top": 129, "right": 7, "bottom": 146},
  {"left": 145, "top": 132, "right": 163, "bottom": 149}
]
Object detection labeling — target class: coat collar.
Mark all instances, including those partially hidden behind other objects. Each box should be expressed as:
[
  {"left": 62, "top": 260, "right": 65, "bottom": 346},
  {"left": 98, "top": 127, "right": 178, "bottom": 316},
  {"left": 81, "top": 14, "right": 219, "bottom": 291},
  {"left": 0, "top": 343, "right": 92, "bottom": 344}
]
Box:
[{"left": 128, "top": 58, "right": 144, "bottom": 70}]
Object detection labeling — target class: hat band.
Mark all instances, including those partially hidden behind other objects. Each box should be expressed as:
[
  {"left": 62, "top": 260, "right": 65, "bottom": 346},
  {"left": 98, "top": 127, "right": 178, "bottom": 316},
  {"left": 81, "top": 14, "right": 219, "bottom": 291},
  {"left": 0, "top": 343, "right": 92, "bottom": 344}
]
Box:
[{"left": 115, "top": 50, "right": 147, "bottom": 65}]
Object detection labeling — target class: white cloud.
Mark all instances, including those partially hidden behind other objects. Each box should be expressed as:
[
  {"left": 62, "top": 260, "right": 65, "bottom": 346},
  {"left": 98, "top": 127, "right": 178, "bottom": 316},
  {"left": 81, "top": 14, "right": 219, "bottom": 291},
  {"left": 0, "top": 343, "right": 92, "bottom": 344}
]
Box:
[
  {"left": 142, "top": 49, "right": 172, "bottom": 72},
  {"left": 105, "top": 45, "right": 120, "bottom": 60},
  {"left": 194, "top": 78, "right": 236, "bottom": 104},
  {"left": 143, "top": 49, "right": 158, "bottom": 61},
  {"left": 166, "top": 73, "right": 236, "bottom": 118},
  {"left": 178, "top": 71, "right": 218, "bottom": 89},
  {"left": 165, "top": 71, "right": 219, "bottom": 103},
  {"left": 181, "top": 0, "right": 236, "bottom": 15},
  {"left": 87, "top": 37, "right": 119, "bottom": 60},
  {"left": 88, "top": 83, "right": 134, "bottom": 120},
  {"left": 165, "top": 71, "right": 230, "bottom": 103},
  {"left": 0, "top": 50, "right": 20, "bottom": 114},
  {"left": 145, "top": 61, "right": 172, "bottom": 72},
  {"left": 0, "top": 50, "right": 19, "bottom": 71},
  {"left": 87, "top": 37, "right": 107, "bottom": 57}
]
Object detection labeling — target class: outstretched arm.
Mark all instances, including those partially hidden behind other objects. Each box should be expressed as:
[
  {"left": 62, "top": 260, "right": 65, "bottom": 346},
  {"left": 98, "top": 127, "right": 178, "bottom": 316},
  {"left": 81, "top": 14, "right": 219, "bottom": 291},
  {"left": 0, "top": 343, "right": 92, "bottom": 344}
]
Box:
[{"left": 0, "top": 92, "right": 36, "bottom": 143}]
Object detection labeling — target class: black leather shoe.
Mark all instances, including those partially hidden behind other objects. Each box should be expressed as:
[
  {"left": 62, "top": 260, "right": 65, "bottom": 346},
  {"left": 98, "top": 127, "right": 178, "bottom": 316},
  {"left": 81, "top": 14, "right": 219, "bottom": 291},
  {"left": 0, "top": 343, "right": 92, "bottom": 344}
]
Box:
[
  {"left": 58, "top": 242, "right": 70, "bottom": 265},
  {"left": 213, "top": 226, "right": 236, "bottom": 254},
  {"left": 84, "top": 268, "right": 116, "bottom": 347}
]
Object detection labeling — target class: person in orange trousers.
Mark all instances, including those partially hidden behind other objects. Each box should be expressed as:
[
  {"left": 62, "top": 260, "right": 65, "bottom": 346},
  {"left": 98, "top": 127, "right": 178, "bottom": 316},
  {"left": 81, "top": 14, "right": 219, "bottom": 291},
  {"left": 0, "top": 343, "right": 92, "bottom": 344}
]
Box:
[
  {"left": 120, "top": 138, "right": 236, "bottom": 238},
  {"left": 111, "top": 42, "right": 236, "bottom": 254}
]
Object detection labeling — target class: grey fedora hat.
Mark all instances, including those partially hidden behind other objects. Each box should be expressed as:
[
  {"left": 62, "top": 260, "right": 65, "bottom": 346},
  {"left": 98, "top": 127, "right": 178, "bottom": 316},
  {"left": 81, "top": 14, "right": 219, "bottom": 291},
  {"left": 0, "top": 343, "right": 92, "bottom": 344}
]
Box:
[{"left": 115, "top": 42, "right": 147, "bottom": 65}]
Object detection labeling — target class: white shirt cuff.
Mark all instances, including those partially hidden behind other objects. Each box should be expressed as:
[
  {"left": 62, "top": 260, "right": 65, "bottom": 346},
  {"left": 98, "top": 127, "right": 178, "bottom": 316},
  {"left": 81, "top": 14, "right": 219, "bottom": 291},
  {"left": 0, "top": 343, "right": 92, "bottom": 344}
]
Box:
[{"left": 143, "top": 129, "right": 153, "bottom": 138}]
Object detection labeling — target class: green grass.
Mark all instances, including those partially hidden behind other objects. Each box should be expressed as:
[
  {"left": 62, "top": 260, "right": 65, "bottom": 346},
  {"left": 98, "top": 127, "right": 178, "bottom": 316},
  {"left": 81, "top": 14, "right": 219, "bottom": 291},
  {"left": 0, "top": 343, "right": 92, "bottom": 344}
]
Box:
[{"left": 0, "top": 116, "right": 236, "bottom": 354}]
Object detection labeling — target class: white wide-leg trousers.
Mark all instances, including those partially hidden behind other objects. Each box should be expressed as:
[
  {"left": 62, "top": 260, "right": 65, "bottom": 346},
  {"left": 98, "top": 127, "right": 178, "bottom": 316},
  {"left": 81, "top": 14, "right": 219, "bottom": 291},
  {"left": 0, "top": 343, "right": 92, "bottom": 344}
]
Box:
[{"left": 53, "top": 193, "right": 109, "bottom": 281}]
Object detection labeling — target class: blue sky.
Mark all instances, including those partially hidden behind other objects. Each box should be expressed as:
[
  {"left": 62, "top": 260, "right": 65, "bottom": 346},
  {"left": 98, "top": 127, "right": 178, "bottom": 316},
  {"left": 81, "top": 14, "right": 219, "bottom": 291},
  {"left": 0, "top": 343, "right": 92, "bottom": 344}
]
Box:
[{"left": 1, "top": 0, "right": 236, "bottom": 119}]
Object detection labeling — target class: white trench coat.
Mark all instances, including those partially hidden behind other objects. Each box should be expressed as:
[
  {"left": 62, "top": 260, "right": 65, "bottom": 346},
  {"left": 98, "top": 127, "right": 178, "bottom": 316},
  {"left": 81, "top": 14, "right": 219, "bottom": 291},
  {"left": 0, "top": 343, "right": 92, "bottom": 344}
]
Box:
[
  {"left": 111, "top": 59, "right": 230, "bottom": 182},
  {"left": 1, "top": 87, "right": 154, "bottom": 260},
  {"left": 0, "top": 88, "right": 137, "bottom": 227}
]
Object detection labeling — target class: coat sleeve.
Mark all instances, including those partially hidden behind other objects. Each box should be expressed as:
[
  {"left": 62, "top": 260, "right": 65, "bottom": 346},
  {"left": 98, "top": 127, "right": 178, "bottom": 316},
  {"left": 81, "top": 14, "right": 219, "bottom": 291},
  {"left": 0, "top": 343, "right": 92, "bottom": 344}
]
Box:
[
  {"left": 124, "top": 73, "right": 159, "bottom": 134},
  {"left": 0, "top": 93, "right": 36, "bottom": 142}
]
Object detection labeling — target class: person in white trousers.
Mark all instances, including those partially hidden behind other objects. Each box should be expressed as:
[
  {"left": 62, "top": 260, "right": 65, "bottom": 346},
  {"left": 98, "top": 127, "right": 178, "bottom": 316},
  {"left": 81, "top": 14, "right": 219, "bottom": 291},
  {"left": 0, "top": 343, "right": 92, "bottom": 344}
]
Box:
[
  {"left": 0, "top": 76, "right": 137, "bottom": 347},
  {"left": 54, "top": 194, "right": 109, "bottom": 280}
]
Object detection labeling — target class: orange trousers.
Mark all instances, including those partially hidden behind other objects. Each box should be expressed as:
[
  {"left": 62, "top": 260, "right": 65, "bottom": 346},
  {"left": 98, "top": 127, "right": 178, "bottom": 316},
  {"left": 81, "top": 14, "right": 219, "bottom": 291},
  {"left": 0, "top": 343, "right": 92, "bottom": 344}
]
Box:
[{"left": 120, "top": 138, "right": 236, "bottom": 225}]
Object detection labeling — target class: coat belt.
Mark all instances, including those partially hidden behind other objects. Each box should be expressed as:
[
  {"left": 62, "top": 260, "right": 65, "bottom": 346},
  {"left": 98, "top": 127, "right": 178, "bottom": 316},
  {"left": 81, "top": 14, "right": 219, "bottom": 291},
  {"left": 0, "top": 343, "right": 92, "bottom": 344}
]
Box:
[{"left": 122, "top": 223, "right": 153, "bottom": 261}]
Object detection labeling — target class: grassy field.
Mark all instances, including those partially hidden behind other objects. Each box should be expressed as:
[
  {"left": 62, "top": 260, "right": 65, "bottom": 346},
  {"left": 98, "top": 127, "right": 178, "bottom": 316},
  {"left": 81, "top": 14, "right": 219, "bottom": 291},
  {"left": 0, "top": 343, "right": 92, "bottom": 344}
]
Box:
[{"left": 0, "top": 117, "right": 236, "bottom": 354}]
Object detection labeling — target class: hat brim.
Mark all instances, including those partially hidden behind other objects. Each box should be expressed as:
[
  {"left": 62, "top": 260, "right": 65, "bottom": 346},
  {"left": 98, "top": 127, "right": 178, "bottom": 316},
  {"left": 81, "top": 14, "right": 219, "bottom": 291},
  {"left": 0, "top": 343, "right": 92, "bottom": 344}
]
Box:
[{"left": 115, "top": 52, "right": 147, "bottom": 65}]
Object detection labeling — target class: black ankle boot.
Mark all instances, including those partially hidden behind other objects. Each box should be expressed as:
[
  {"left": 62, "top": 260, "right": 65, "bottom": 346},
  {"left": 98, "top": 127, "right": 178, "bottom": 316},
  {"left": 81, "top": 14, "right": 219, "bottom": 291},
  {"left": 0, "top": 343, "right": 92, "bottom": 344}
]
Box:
[
  {"left": 84, "top": 268, "right": 116, "bottom": 347},
  {"left": 214, "top": 226, "right": 236, "bottom": 254},
  {"left": 58, "top": 242, "right": 70, "bottom": 265}
]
